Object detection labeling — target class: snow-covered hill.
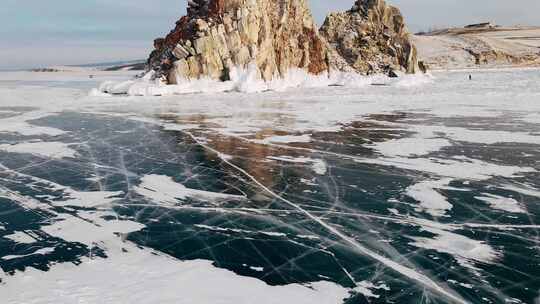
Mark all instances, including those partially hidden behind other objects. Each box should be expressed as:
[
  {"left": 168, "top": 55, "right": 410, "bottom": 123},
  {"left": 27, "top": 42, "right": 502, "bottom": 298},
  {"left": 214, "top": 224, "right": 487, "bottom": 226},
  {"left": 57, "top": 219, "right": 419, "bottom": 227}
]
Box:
[{"left": 413, "top": 26, "right": 540, "bottom": 70}]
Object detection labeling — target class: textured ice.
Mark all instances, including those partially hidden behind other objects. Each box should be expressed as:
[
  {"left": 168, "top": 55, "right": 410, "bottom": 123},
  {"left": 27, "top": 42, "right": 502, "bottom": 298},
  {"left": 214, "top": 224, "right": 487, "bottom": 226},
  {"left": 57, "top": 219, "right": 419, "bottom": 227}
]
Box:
[
  {"left": 0, "top": 111, "right": 67, "bottom": 136},
  {"left": 134, "top": 174, "right": 245, "bottom": 206},
  {"left": 260, "top": 134, "right": 312, "bottom": 144},
  {"left": 267, "top": 156, "right": 327, "bottom": 175},
  {"left": 99, "top": 65, "right": 386, "bottom": 96},
  {"left": 3, "top": 232, "right": 36, "bottom": 244},
  {"left": 354, "top": 281, "right": 391, "bottom": 299},
  {"left": 1, "top": 248, "right": 348, "bottom": 304},
  {"left": 475, "top": 194, "right": 527, "bottom": 214},
  {"left": 2, "top": 247, "right": 55, "bottom": 261},
  {"left": 410, "top": 226, "right": 500, "bottom": 270},
  {"left": 406, "top": 179, "right": 453, "bottom": 217},
  {"left": 53, "top": 190, "right": 123, "bottom": 208},
  {"left": 0, "top": 141, "right": 77, "bottom": 159},
  {"left": 371, "top": 136, "right": 451, "bottom": 157},
  {"left": 0, "top": 68, "right": 539, "bottom": 304}
]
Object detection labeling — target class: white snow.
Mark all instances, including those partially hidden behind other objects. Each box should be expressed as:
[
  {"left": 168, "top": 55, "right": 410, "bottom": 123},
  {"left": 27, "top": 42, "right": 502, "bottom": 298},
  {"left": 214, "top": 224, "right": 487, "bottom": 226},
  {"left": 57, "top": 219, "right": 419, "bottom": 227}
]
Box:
[
  {"left": 372, "top": 136, "right": 451, "bottom": 157},
  {"left": 42, "top": 212, "right": 145, "bottom": 247},
  {"left": 406, "top": 179, "right": 453, "bottom": 217},
  {"left": 410, "top": 227, "right": 499, "bottom": 270},
  {"left": 100, "top": 64, "right": 381, "bottom": 96},
  {"left": 1, "top": 247, "right": 349, "bottom": 304},
  {"left": 2, "top": 247, "right": 55, "bottom": 260},
  {"left": 522, "top": 113, "right": 540, "bottom": 124},
  {"left": 3, "top": 231, "right": 36, "bottom": 244},
  {"left": 249, "top": 266, "right": 265, "bottom": 272},
  {"left": 260, "top": 134, "right": 312, "bottom": 144},
  {"left": 267, "top": 156, "right": 327, "bottom": 175},
  {"left": 353, "top": 281, "right": 390, "bottom": 299},
  {"left": 475, "top": 194, "right": 527, "bottom": 214},
  {"left": 1, "top": 198, "right": 349, "bottom": 304},
  {"left": 359, "top": 156, "right": 534, "bottom": 181},
  {"left": 502, "top": 184, "right": 540, "bottom": 199},
  {"left": 0, "top": 111, "right": 67, "bottom": 137},
  {"left": 53, "top": 190, "right": 123, "bottom": 208},
  {"left": 133, "top": 174, "right": 245, "bottom": 206},
  {"left": 0, "top": 141, "right": 77, "bottom": 159},
  {"left": 429, "top": 126, "right": 540, "bottom": 145}
]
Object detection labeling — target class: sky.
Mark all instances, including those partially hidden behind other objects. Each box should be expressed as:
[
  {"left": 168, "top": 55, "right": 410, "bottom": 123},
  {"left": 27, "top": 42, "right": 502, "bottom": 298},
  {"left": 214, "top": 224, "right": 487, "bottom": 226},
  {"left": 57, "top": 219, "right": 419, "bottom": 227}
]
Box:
[{"left": 1, "top": 0, "right": 539, "bottom": 69}]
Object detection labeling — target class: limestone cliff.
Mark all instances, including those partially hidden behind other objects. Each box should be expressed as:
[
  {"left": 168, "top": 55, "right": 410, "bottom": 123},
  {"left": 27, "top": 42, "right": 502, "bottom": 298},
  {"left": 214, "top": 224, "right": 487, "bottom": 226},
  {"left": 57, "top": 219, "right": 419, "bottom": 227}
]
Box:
[
  {"left": 320, "top": 0, "right": 420, "bottom": 75},
  {"left": 153, "top": 0, "right": 331, "bottom": 84},
  {"left": 148, "top": 0, "right": 420, "bottom": 84}
]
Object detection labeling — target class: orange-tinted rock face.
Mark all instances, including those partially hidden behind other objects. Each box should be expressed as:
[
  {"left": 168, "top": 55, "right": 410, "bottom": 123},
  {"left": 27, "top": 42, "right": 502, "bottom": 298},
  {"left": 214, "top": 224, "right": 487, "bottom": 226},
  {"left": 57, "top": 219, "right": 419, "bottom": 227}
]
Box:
[
  {"left": 150, "top": 0, "right": 331, "bottom": 83},
  {"left": 148, "top": 0, "right": 420, "bottom": 83},
  {"left": 320, "top": 0, "right": 419, "bottom": 75}
]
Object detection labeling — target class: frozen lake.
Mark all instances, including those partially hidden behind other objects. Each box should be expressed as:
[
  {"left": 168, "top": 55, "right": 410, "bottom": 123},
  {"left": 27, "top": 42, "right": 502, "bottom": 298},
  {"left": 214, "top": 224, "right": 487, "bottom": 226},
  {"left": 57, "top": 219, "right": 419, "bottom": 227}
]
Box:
[{"left": 0, "top": 69, "right": 539, "bottom": 303}]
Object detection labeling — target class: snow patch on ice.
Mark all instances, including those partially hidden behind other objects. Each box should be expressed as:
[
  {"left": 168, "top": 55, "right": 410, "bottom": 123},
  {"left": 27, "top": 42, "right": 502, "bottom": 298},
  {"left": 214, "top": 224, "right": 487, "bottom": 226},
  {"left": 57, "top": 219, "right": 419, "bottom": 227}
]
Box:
[
  {"left": 53, "top": 190, "right": 123, "bottom": 208},
  {"left": 372, "top": 136, "right": 451, "bottom": 157},
  {"left": 502, "top": 184, "right": 540, "bottom": 199},
  {"left": 88, "top": 88, "right": 112, "bottom": 97},
  {"left": 3, "top": 231, "right": 36, "bottom": 244},
  {"left": 249, "top": 266, "right": 264, "bottom": 272},
  {"left": 260, "top": 134, "right": 312, "bottom": 144},
  {"left": 0, "top": 112, "right": 66, "bottom": 136},
  {"left": 2, "top": 247, "right": 55, "bottom": 260},
  {"left": 267, "top": 156, "right": 327, "bottom": 175},
  {"left": 406, "top": 179, "right": 453, "bottom": 217},
  {"left": 354, "top": 281, "right": 391, "bottom": 299},
  {"left": 42, "top": 213, "right": 145, "bottom": 247},
  {"left": 395, "top": 73, "right": 435, "bottom": 88},
  {"left": 360, "top": 156, "right": 535, "bottom": 181},
  {"left": 0, "top": 141, "right": 77, "bottom": 159},
  {"left": 134, "top": 174, "right": 245, "bottom": 206},
  {"left": 522, "top": 113, "right": 540, "bottom": 124},
  {"left": 162, "top": 123, "right": 201, "bottom": 131},
  {"left": 1, "top": 246, "right": 349, "bottom": 304},
  {"left": 99, "top": 65, "right": 383, "bottom": 96},
  {"left": 475, "top": 194, "right": 527, "bottom": 214},
  {"left": 410, "top": 227, "right": 499, "bottom": 270}
]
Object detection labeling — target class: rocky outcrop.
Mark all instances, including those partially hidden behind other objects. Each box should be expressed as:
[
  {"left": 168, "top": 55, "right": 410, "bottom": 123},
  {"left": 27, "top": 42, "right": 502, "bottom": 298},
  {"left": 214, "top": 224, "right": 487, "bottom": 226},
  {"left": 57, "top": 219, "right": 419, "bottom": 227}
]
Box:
[
  {"left": 320, "top": 0, "right": 420, "bottom": 75},
  {"left": 152, "top": 0, "right": 332, "bottom": 84},
  {"left": 148, "top": 0, "right": 421, "bottom": 84}
]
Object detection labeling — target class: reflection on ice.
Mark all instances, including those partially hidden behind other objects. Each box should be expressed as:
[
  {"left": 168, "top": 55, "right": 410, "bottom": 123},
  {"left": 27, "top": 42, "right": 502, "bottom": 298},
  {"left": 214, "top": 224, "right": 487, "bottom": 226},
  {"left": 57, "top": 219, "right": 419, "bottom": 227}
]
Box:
[{"left": 0, "top": 68, "right": 539, "bottom": 303}]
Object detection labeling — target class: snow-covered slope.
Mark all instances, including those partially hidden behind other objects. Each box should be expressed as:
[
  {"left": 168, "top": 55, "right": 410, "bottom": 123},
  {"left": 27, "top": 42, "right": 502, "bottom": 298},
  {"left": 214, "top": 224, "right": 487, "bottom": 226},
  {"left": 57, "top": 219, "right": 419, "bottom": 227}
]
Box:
[{"left": 413, "top": 27, "right": 540, "bottom": 70}]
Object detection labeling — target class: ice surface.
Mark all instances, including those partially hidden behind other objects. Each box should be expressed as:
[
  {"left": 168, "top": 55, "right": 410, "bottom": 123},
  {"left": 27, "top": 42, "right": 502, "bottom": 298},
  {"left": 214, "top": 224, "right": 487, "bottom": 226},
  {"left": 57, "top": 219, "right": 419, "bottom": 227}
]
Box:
[
  {"left": 99, "top": 65, "right": 390, "bottom": 96},
  {"left": 2, "top": 247, "right": 55, "bottom": 261},
  {"left": 0, "top": 141, "right": 77, "bottom": 159},
  {"left": 53, "top": 190, "right": 123, "bottom": 208},
  {"left": 267, "top": 156, "right": 327, "bottom": 175},
  {"left": 134, "top": 174, "right": 245, "bottom": 206},
  {"left": 354, "top": 281, "right": 391, "bottom": 299},
  {"left": 0, "top": 111, "right": 67, "bottom": 136},
  {"left": 0, "top": 68, "right": 539, "bottom": 304},
  {"left": 406, "top": 179, "right": 453, "bottom": 217},
  {"left": 1, "top": 247, "right": 349, "bottom": 304},
  {"left": 259, "top": 134, "right": 312, "bottom": 144},
  {"left": 475, "top": 194, "right": 527, "bottom": 214},
  {"left": 410, "top": 226, "right": 500, "bottom": 270},
  {"left": 3, "top": 231, "right": 36, "bottom": 244}
]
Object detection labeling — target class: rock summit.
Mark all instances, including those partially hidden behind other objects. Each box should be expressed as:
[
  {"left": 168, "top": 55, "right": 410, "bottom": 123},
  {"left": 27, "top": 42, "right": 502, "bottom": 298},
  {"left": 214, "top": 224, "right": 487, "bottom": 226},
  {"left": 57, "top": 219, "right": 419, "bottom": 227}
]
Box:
[{"left": 148, "top": 0, "right": 420, "bottom": 84}]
